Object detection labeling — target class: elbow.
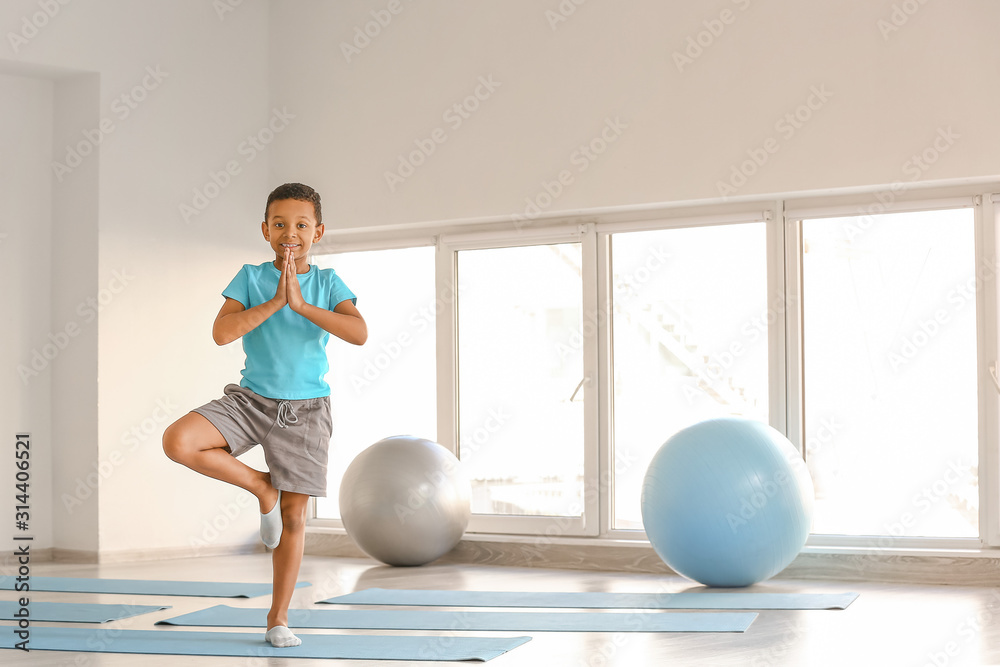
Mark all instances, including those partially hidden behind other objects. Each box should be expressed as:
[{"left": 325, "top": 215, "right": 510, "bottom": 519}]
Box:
[
  {"left": 212, "top": 326, "right": 234, "bottom": 346},
  {"left": 353, "top": 323, "right": 368, "bottom": 346}
]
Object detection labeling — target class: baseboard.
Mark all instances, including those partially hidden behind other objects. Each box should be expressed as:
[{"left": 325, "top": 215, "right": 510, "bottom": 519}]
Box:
[
  {"left": 0, "top": 546, "right": 56, "bottom": 568},
  {"left": 20, "top": 533, "right": 998, "bottom": 587},
  {"left": 31, "top": 542, "right": 268, "bottom": 565},
  {"left": 304, "top": 531, "right": 368, "bottom": 559},
  {"left": 782, "top": 550, "right": 1000, "bottom": 586},
  {"left": 304, "top": 529, "right": 1000, "bottom": 586}
]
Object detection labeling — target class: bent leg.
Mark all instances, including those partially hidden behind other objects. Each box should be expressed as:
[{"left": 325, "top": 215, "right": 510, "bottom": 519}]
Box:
[{"left": 162, "top": 412, "right": 277, "bottom": 513}]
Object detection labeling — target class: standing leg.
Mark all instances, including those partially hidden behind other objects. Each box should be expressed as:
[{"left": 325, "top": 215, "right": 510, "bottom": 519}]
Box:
[{"left": 265, "top": 491, "right": 310, "bottom": 647}]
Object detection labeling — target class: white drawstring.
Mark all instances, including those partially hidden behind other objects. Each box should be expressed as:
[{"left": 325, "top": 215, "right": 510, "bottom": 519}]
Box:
[{"left": 276, "top": 401, "right": 299, "bottom": 428}]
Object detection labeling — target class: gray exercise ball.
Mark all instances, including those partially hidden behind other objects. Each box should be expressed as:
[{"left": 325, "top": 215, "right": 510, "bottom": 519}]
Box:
[{"left": 339, "top": 435, "right": 471, "bottom": 566}]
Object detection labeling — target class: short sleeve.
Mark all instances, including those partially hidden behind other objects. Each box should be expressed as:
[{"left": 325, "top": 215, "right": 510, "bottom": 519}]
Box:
[
  {"left": 327, "top": 272, "right": 357, "bottom": 309},
  {"left": 222, "top": 265, "right": 250, "bottom": 308}
]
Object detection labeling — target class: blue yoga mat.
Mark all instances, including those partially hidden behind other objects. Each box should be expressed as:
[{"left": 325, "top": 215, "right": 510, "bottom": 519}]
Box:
[
  {"left": 0, "top": 576, "right": 309, "bottom": 598},
  {"left": 0, "top": 600, "right": 169, "bottom": 623},
  {"left": 10, "top": 627, "right": 531, "bottom": 662},
  {"left": 156, "top": 604, "right": 756, "bottom": 633},
  {"left": 319, "top": 588, "right": 860, "bottom": 610}
]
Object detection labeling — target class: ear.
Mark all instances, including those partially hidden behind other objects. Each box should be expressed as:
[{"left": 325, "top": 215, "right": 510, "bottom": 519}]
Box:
[
  {"left": 261, "top": 220, "right": 269, "bottom": 240},
  {"left": 314, "top": 223, "right": 325, "bottom": 243}
]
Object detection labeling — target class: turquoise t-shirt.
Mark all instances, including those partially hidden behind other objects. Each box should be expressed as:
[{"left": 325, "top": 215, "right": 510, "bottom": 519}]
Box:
[{"left": 222, "top": 261, "right": 357, "bottom": 400}]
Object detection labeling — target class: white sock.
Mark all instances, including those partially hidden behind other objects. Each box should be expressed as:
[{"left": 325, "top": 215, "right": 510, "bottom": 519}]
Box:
[
  {"left": 265, "top": 624, "right": 301, "bottom": 648},
  {"left": 260, "top": 489, "right": 282, "bottom": 549}
]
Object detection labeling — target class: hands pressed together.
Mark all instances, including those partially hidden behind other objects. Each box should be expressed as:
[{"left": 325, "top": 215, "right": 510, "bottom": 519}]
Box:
[{"left": 273, "top": 246, "right": 307, "bottom": 312}]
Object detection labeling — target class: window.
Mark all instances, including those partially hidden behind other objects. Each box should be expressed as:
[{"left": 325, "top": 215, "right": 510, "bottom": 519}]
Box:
[
  {"left": 456, "top": 243, "right": 585, "bottom": 518},
  {"left": 313, "top": 189, "right": 996, "bottom": 552},
  {"left": 609, "top": 223, "right": 770, "bottom": 529},
  {"left": 313, "top": 246, "right": 437, "bottom": 520},
  {"left": 800, "top": 208, "right": 979, "bottom": 538}
]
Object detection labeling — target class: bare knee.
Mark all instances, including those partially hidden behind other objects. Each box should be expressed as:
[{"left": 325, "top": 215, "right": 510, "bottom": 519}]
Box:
[
  {"left": 161, "top": 420, "right": 191, "bottom": 463},
  {"left": 162, "top": 412, "right": 228, "bottom": 463},
  {"left": 281, "top": 497, "right": 309, "bottom": 531},
  {"left": 283, "top": 514, "right": 307, "bottom": 532}
]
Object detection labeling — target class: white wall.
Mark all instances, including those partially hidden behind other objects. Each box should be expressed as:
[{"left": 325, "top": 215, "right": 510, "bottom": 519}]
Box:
[
  {"left": 3, "top": 0, "right": 1000, "bottom": 561},
  {"left": 50, "top": 72, "right": 100, "bottom": 555},
  {"left": 1, "top": 0, "right": 274, "bottom": 557},
  {"left": 0, "top": 72, "right": 54, "bottom": 558},
  {"left": 268, "top": 0, "right": 1000, "bottom": 229}
]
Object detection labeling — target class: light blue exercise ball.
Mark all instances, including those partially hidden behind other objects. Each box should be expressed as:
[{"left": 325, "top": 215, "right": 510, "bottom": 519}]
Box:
[{"left": 640, "top": 418, "right": 814, "bottom": 587}]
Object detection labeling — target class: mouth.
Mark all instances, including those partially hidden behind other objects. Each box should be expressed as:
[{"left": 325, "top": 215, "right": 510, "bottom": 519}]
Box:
[{"left": 281, "top": 243, "right": 301, "bottom": 249}]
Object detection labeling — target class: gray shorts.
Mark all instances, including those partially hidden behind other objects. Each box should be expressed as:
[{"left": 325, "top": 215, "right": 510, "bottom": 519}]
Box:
[{"left": 192, "top": 384, "right": 332, "bottom": 497}]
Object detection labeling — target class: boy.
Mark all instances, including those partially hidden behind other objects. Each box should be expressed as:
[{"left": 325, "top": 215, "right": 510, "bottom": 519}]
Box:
[{"left": 162, "top": 183, "right": 366, "bottom": 647}]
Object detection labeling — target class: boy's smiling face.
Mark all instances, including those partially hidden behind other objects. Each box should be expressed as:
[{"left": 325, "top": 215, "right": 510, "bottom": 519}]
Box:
[{"left": 261, "top": 198, "right": 324, "bottom": 270}]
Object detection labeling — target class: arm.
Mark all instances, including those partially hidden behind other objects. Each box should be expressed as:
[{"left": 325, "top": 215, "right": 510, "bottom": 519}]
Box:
[
  {"left": 280, "top": 247, "right": 367, "bottom": 345},
  {"left": 214, "top": 255, "right": 295, "bottom": 345},
  {"left": 293, "top": 298, "right": 368, "bottom": 346},
  {"left": 212, "top": 296, "right": 284, "bottom": 345}
]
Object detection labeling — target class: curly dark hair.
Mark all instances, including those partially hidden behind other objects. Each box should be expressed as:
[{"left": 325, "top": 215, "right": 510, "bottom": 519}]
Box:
[{"left": 264, "top": 182, "right": 322, "bottom": 224}]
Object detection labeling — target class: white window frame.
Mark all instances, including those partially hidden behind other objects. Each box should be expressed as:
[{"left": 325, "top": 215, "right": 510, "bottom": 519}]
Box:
[
  {"left": 785, "top": 191, "right": 995, "bottom": 552},
  {"left": 986, "top": 193, "right": 1000, "bottom": 548},
  {"left": 310, "top": 182, "right": 1000, "bottom": 558},
  {"left": 306, "top": 237, "right": 438, "bottom": 531},
  {"left": 436, "top": 223, "right": 600, "bottom": 537},
  {"left": 592, "top": 209, "right": 778, "bottom": 540}
]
